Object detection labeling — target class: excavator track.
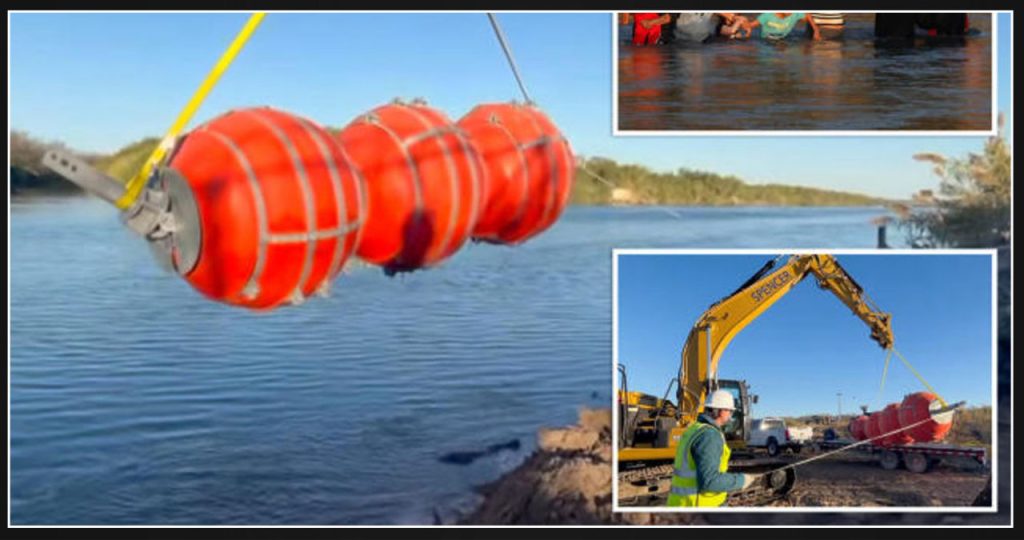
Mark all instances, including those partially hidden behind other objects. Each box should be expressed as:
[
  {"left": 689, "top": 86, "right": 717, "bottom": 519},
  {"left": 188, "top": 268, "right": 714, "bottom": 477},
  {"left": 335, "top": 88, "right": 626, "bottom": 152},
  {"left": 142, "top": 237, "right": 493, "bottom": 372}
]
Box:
[
  {"left": 725, "top": 465, "right": 796, "bottom": 507},
  {"left": 617, "top": 460, "right": 796, "bottom": 507}
]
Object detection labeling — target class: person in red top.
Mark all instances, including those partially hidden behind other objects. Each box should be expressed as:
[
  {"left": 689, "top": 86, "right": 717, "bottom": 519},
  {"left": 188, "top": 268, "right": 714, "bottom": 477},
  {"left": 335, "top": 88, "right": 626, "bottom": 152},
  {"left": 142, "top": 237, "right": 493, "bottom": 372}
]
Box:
[{"left": 630, "top": 13, "right": 671, "bottom": 45}]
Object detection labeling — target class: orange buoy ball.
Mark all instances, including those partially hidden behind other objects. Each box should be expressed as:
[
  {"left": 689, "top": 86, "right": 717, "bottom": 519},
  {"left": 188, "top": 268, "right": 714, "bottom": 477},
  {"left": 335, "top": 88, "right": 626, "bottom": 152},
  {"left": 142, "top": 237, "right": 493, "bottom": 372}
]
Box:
[
  {"left": 457, "top": 102, "right": 574, "bottom": 244},
  {"left": 848, "top": 415, "right": 868, "bottom": 441},
  {"left": 879, "top": 403, "right": 913, "bottom": 446},
  {"left": 169, "top": 107, "right": 364, "bottom": 309},
  {"left": 865, "top": 412, "right": 883, "bottom": 443},
  {"left": 337, "top": 101, "right": 484, "bottom": 273},
  {"left": 898, "top": 392, "right": 954, "bottom": 443}
]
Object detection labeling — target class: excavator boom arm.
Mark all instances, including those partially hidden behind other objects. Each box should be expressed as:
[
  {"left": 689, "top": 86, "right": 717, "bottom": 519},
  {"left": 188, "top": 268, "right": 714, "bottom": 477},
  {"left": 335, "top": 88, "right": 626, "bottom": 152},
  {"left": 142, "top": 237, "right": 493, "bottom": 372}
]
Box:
[
  {"left": 806, "top": 255, "right": 894, "bottom": 350},
  {"left": 677, "top": 254, "right": 894, "bottom": 424}
]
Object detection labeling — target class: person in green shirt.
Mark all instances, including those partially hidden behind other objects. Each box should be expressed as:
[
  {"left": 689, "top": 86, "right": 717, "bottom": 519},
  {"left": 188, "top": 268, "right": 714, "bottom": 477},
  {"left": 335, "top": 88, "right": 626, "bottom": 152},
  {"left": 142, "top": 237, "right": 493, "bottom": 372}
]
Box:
[{"left": 742, "top": 12, "right": 821, "bottom": 41}]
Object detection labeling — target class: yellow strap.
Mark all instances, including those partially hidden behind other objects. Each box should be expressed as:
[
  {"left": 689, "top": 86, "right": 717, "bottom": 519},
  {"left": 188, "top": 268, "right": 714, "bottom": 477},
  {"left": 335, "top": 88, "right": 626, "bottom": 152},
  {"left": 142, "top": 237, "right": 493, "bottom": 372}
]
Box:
[
  {"left": 115, "top": 12, "right": 266, "bottom": 209},
  {"left": 892, "top": 348, "right": 948, "bottom": 407}
]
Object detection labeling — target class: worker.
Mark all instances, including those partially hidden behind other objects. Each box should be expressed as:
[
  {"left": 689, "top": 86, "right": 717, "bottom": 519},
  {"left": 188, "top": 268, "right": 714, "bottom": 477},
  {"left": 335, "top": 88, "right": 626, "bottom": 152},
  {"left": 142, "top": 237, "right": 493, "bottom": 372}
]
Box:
[{"left": 667, "top": 389, "right": 759, "bottom": 507}]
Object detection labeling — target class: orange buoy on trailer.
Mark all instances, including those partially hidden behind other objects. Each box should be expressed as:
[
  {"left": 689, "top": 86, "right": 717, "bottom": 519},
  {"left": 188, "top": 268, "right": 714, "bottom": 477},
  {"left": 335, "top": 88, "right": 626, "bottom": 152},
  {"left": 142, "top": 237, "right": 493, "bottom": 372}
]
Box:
[
  {"left": 865, "top": 412, "right": 882, "bottom": 443},
  {"left": 898, "top": 392, "right": 954, "bottom": 443},
  {"left": 457, "top": 102, "right": 574, "bottom": 244},
  {"left": 879, "top": 403, "right": 913, "bottom": 446},
  {"left": 168, "top": 107, "right": 364, "bottom": 309},
  {"left": 337, "top": 101, "right": 484, "bottom": 273},
  {"left": 848, "top": 415, "right": 868, "bottom": 441}
]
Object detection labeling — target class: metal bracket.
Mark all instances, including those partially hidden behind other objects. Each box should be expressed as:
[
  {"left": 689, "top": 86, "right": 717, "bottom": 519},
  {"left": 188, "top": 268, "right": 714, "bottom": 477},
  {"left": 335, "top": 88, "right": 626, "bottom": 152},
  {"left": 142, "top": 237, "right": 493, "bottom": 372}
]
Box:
[
  {"left": 40, "top": 150, "right": 202, "bottom": 276},
  {"left": 41, "top": 150, "right": 127, "bottom": 204}
]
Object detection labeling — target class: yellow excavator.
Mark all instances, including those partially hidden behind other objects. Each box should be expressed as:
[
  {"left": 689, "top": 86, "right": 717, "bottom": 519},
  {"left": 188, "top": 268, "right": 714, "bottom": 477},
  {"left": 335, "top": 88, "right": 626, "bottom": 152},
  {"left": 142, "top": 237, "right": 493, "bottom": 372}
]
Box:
[{"left": 617, "top": 254, "right": 895, "bottom": 506}]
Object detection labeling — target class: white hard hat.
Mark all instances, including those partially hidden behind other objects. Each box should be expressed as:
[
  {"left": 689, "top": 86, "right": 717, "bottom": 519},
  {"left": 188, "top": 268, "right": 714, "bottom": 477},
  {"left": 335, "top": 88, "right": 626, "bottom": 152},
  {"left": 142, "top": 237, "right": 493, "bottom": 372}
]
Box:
[{"left": 705, "top": 389, "right": 736, "bottom": 411}]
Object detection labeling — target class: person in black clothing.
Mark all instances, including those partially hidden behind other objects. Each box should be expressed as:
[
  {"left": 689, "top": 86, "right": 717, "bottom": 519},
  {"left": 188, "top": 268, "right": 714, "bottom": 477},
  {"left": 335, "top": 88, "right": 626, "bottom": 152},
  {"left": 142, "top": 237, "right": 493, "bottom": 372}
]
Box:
[{"left": 874, "top": 13, "right": 969, "bottom": 38}]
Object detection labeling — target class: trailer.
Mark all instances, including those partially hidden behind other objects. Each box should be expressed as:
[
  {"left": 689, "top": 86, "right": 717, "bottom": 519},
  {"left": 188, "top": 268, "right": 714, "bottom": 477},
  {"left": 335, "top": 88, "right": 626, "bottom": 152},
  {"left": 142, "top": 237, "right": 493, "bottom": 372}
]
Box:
[{"left": 812, "top": 438, "right": 988, "bottom": 473}]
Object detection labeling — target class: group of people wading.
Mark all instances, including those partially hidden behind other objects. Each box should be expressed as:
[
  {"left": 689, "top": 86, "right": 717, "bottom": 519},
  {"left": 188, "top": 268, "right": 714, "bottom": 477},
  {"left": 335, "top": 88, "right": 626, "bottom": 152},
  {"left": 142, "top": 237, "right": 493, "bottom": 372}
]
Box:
[{"left": 622, "top": 12, "right": 972, "bottom": 46}]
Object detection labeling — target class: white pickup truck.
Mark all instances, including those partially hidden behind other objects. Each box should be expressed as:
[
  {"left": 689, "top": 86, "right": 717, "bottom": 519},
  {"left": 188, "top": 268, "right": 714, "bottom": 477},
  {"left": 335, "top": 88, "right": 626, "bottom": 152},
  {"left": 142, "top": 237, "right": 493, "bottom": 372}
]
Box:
[{"left": 749, "top": 418, "right": 813, "bottom": 456}]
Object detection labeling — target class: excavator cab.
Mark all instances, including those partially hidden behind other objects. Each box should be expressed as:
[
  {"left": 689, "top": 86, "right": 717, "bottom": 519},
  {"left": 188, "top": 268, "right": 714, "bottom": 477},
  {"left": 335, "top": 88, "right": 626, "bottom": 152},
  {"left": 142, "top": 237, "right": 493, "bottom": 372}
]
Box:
[{"left": 617, "top": 376, "right": 754, "bottom": 453}]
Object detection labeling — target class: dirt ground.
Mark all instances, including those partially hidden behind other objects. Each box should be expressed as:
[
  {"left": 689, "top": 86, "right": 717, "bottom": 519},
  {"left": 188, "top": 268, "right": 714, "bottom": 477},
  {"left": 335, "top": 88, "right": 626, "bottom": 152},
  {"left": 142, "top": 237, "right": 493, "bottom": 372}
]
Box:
[
  {"left": 763, "top": 451, "right": 988, "bottom": 507},
  {"left": 460, "top": 409, "right": 992, "bottom": 525}
]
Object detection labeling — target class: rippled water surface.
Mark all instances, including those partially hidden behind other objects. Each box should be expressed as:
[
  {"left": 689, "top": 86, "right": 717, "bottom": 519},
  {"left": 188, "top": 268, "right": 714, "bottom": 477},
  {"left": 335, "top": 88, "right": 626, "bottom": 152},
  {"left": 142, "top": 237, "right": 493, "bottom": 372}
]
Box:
[{"left": 11, "top": 198, "right": 887, "bottom": 523}]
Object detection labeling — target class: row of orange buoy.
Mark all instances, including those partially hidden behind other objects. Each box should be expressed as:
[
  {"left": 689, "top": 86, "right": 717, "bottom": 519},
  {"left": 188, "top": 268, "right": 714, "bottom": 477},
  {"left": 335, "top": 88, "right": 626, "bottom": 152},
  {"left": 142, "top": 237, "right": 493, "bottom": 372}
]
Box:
[
  {"left": 166, "top": 101, "right": 574, "bottom": 309},
  {"left": 847, "top": 392, "right": 953, "bottom": 446}
]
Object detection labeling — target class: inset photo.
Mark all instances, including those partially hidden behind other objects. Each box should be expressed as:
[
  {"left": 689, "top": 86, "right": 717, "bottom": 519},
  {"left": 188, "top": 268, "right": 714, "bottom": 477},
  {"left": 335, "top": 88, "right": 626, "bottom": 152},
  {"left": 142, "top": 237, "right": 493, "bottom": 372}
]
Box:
[
  {"left": 614, "top": 12, "right": 995, "bottom": 133},
  {"left": 613, "top": 250, "right": 996, "bottom": 511}
]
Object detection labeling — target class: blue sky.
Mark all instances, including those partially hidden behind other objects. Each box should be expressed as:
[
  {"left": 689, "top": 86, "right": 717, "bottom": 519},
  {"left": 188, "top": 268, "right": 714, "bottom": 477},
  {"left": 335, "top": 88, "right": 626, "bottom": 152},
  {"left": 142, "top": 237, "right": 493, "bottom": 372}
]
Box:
[
  {"left": 617, "top": 253, "right": 993, "bottom": 417},
  {"left": 9, "top": 12, "right": 1012, "bottom": 199}
]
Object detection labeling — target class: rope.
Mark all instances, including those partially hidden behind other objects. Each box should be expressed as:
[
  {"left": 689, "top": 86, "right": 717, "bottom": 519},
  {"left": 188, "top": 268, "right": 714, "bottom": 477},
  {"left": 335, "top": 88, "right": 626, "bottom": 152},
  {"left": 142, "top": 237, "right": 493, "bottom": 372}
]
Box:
[
  {"left": 892, "top": 348, "right": 948, "bottom": 407},
  {"left": 577, "top": 163, "right": 686, "bottom": 221},
  {"left": 578, "top": 162, "right": 617, "bottom": 188},
  {"left": 486, "top": 13, "right": 534, "bottom": 104},
  {"left": 875, "top": 348, "right": 892, "bottom": 408},
  {"left": 116, "top": 12, "right": 266, "bottom": 209}
]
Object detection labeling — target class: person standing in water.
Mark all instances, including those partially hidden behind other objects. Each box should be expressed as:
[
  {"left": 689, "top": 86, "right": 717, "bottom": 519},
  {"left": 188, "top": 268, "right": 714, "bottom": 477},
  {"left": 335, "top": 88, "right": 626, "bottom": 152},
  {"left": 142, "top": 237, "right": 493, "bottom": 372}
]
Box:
[
  {"left": 743, "top": 12, "right": 821, "bottom": 41},
  {"left": 628, "top": 13, "right": 672, "bottom": 45},
  {"left": 669, "top": 13, "right": 751, "bottom": 43},
  {"left": 808, "top": 12, "right": 844, "bottom": 39}
]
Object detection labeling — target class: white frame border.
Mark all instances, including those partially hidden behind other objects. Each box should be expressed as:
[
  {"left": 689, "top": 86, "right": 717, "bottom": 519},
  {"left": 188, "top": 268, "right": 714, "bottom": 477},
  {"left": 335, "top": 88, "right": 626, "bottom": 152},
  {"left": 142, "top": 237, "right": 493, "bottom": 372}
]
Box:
[{"left": 611, "top": 248, "right": 1001, "bottom": 513}]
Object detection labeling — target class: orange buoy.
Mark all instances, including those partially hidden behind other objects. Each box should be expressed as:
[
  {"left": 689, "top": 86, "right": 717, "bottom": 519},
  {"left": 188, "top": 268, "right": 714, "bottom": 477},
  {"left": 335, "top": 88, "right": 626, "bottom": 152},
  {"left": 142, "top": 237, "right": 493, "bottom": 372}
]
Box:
[
  {"left": 337, "top": 101, "right": 484, "bottom": 273},
  {"left": 169, "top": 107, "right": 364, "bottom": 309},
  {"left": 457, "top": 102, "right": 574, "bottom": 244},
  {"left": 848, "top": 415, "right": 868, "bottom": 441},
  {"left": 898, "top": 392, "right": 954, "bottom": 443},
  {"left": 865, "top": 412, "right": 883, "bottom": 443},
  {"left": 879, "top": 403, "right": 913, "bottom": 446}
]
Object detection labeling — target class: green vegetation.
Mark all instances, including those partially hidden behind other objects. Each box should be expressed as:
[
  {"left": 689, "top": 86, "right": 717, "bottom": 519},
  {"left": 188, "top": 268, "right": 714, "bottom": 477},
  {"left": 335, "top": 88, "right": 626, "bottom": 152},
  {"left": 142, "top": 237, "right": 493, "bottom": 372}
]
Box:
[
  {"left": 898, "top": 115, "right": 1011, "bottom": 248},
  {"left": 573, "top": 157, "right": 885, "bottom": 206},
  {"left": 946, "top": 405, "right": 992, "bottom": 448},
  {"left": 9, "top": 130, "right": 97, "bottom": 195},
  {"left": 10, "top": 131, "right": 160, "bottom": 197},
  {"left": 92, "top": 137, "right": 160, "bottom": 183}
]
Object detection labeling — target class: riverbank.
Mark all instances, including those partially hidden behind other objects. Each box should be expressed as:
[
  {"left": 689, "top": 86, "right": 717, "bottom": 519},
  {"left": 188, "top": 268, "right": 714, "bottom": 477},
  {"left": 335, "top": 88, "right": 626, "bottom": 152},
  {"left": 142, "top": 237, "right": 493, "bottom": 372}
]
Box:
[
  {"left": 458, "top": 408, "right": 700, "bottom": 525},
  {"left": 573, "top": 158, "right": 886, "bottom": 207}
]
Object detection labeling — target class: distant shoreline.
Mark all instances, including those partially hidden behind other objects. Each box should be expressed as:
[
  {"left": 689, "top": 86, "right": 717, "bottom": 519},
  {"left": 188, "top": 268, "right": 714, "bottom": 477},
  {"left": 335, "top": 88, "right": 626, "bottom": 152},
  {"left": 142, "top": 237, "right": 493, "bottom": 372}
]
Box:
[
  {"left": 571, "top": 201, "right": 888, "bottom": 208},
  {"left": 9, "top": 190, "right": 892, "bottom": 209},
  {"left": 9, "top": 191, "right": 890, "bottom": 209},
  {"left": 12, "top": 133, "right": 891, "bottom": 208}
]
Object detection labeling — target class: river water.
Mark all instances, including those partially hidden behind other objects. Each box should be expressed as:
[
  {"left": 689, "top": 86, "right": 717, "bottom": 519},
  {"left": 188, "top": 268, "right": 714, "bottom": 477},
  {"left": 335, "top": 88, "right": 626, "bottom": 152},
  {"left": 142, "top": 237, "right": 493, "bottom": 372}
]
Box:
[
  {"left": 617, "top": 13, "right": 992, "bottom": 131},
  {"left": 10, "top": 198, "right": 889, "bottom": 524}
]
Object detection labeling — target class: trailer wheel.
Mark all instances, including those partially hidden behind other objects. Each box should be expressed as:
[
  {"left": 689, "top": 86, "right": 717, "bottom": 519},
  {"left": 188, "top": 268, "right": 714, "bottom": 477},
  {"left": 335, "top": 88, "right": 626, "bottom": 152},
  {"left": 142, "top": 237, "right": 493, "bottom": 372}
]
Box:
[
  {"left": 766, "top": 438, "right": 780, "bottom": 457},
  {"left": 880, "top": 450, "right": 901, "bottom": 470},
  {"left": 905, "top": 452, "right": 931, "bottom": 473}
]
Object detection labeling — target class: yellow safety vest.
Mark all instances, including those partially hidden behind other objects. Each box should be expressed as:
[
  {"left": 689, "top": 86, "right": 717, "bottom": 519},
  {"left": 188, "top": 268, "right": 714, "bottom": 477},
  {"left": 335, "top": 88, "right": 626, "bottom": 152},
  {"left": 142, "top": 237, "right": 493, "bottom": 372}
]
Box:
[{"left": 666, "top": 422, "right": 731, "bottom": 507}]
